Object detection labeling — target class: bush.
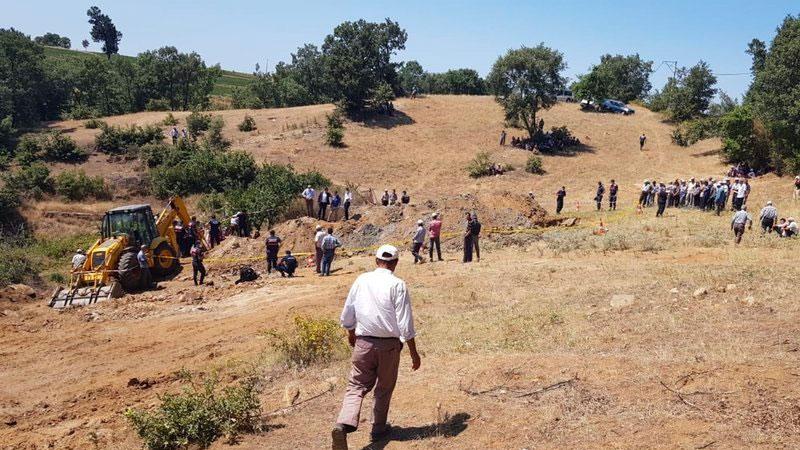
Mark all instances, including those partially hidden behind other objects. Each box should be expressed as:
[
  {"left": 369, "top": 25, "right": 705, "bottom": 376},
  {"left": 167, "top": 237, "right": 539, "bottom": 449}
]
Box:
[
  {"left": 525, "top": 155, "right": 545, "bottom": 174},
  {"left": 324, "top": 112, "right": 344, "bottom": 147},
  {"left": 161, "top": 113, "right": 179, "bottom": 126},
  {"left": 145, "top": 98, "right": 171, "bottom": 112},
  {"left": 238, "top": 115, "right": 257, "bottom": 132},
  {"left": 671, "top": 118, "right": 718, "bottom": 147},
  {"left": 54, "top": 170, "right": 110, "bottom": 201},
  {"left": 68, "top": 104, "right": 99, "bottom": 120},
  {"left": 84, "top": 119, "right": 107, "bottom": 129},
  {"left": 95, "top": 124, "right": 164, "bottom": 154},
  {"left": 40, "top": 132, "right": 87, "bottom": 162},
  {"left": 0, "top": 239, "right": 39, "bottom": 287},
  {"left": 125, "top": 373, "right": 262, "bottom": 450},
  {"left": 265, "top": 316, "right": 347, "bottom": 368},
  {"left": 3, "top": 163, "right": 53, "bottom": 199},
  {"left": 0, "top": 116, "right": 15, "bottom": 146},
  {"left": 186, "top": 111, "right": 213, "bottom": 140},
  {"left": 467, "top": 152, "right": 493, "bottom": 178},
  {"left": 149, "top": 150, "right": 258, "bottom": 198},
  {"left": 202, "top": 116, "right": 230, "bottom": 150}
]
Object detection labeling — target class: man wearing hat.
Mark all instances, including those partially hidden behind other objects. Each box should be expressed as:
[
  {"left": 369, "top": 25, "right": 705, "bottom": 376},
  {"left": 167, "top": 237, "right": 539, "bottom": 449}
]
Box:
[
  {"left": 427, "top": 213, "right": 443, "bottom": 262},
  {"left": 759, "top": 201, "right": 778, "bottom": 234},
  {"left": 731, "top": 205, "right": 753, "bottom": 244},
  {"left": 332, "top": 245, "right": 421, "bottom": 449},
  {"left": 72, "top": 249, "right": 87, "bottom": 271},
  {"left": 411, "top": 219, "right": 426, "bottom": 264}
]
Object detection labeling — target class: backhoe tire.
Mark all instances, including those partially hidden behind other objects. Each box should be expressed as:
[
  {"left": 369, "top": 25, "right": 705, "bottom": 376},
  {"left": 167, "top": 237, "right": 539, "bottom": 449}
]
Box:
[
  {"left": 118, "top": 251, "right": 144, "bottom": 292},
  {"left": 151, "top": 242, "right": 179, "bottom": 278}
]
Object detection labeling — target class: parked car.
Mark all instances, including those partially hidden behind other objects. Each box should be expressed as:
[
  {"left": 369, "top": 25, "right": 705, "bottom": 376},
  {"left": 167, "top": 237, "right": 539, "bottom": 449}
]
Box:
[
  {"left": 556, "top": 89, "right": 575, "bottom": 102},
  {"left": 600, "top": 99, "right": 635, "bottom": 115}
]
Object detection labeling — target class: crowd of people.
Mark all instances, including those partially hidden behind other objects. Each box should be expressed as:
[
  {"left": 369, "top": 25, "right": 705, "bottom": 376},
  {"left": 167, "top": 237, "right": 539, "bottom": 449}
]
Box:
[
  {"left": 380, "top": 189, "right": 411, "bottom": 206},
  {"left": 302, "top": 186, "right": 355, "bottom": 222},
  {"left": 636, "top": 177, "right": 751, "bottom": 217}
]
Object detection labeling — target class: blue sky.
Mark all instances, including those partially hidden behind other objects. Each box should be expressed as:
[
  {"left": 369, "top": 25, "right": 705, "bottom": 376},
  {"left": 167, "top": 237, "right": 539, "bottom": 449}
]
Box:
[{"left": 5, "top": 1, "right": 798, "bottom": 99}]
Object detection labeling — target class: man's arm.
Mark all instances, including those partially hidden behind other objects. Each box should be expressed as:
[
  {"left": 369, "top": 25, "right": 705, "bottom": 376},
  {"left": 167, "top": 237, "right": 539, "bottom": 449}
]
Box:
[
  {"left": 394, "top": 282, "right": 419, "bottom": 370},
  {"left": 405, "top": 338, "right": 421, "bottom": 371}
]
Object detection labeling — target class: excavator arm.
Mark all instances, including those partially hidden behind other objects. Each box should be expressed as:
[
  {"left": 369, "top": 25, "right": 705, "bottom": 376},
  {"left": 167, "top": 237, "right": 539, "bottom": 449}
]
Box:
[{"left": 155, "top": 196, "right": 207, "bottom": 249}]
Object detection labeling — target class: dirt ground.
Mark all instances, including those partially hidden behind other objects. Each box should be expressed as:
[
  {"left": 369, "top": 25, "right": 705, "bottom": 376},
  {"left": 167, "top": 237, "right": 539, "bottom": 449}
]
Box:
[{"left": 3, "top": 96, "right": 800, "bottom": 449}]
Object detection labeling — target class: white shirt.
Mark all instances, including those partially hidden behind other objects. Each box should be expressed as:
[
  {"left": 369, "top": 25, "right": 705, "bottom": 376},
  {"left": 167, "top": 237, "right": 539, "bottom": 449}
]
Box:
[
  {"left": 344, "top": 191, "right": 353, "bottom": 202},
  {"left": 736, "top": 184, "right": 747, "bottom": 198},
  {"left": 314, "top": 230, "right": 325, "bottom": 248},
  {"left": 412, "top": 226, "right": 425, "bottom": 243},
  {"left": 302, "top": 188, "right": 315, "bottom": 200},
  {"left": 732, "top": 210, "right": 752, "bottom": 225},
  {"left": 340, "top": 268, "right": 416, "bottom": 342},
  {"left": 72, "top": 254, "right": 86, "bottom": 269}
]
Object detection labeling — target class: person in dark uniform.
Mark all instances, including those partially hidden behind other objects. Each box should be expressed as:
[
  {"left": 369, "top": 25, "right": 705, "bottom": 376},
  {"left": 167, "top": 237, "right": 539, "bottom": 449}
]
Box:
[
  {"left": 556, "top": 187, "right": 566, "bottom": 214},
  {"left": 265, "top": 230, "right": 282, "bottom": 274},
  {"left": 463, "top": 212, "right": 474, "bottom": 263},
  {"left": 595, "top": 181, "right": 605, "bottom": 211},
  {"left": 656, "top": 183, "right": 668, "bottom": 217},
  {"left": 470, "top": 213, "right": 482, "bottom": 262},
  {"left": 275, "top": 250, "right": 298, "bottom": 277},
  {"left": 609, "top": 180, "right": 618, "bottom": 210},
  {"left": 207, "top": 215, "right": 221, "bottom": 248},
  {"left": 190, "top": 241, "right": 206, "bottom": 285}
]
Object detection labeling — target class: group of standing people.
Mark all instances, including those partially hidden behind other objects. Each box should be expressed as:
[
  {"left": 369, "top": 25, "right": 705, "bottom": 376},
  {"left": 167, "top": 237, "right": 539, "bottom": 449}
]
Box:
[
  {"left": 638, "top": 177, "right": 750, "bottom": 218},
  {"left": 380, "top": 189, "right": 411, "bottom": 206},
  {"left": 408, "top": 212, "right": 481, "bottom": 264},
  {"left": 592, "top": 180, "right": 619, "bottom": 211},
  {"left": 302, "top": 186, "right": 354, "bottom": 222}
]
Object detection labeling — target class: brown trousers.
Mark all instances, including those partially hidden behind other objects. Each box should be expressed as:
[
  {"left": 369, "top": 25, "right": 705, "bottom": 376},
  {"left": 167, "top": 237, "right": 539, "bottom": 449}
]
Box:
[{"left": 336, "top": 337, "right": 402, "bottom": 432}]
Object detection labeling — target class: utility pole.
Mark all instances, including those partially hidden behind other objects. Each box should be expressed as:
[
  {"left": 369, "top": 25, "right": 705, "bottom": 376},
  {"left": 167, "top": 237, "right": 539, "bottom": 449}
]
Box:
[{"left": 662, "top": 60, "right": 678, "bottom": 79}]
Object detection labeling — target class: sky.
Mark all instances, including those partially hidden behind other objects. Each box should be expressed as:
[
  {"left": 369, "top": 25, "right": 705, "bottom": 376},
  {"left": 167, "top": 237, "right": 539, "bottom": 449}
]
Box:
[{"left": 5, "top": 0, "right": 798, "bottom": 99}]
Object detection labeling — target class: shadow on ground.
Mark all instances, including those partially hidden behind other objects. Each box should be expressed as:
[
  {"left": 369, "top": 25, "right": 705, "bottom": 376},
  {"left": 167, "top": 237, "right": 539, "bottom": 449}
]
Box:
[
  {"left": 362, "top": 110, "right": 415, "bottom": 130},
  {"left": 359, "top": 412, "right": 470, "bottom": 450}
]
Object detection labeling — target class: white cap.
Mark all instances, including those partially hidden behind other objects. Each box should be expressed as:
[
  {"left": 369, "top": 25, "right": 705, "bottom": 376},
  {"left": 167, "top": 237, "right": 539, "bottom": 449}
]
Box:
[
  {"left": 316, "top": 225, "right": 322, "bottom": 231},
  {"left": 76, "top": 249, "right": 84, "bottom": 254},
  {"left": 432, "top": 212, "right": 439, "bottom": 218},
  {"left": 417, "top": 219, "right": 423, "bottom": 225},
  {"left": 375, "top": 244, "right": 399, "bottom": 261},
  {"left": 767, "top": 201, "right": 773, "bottom": 205}
]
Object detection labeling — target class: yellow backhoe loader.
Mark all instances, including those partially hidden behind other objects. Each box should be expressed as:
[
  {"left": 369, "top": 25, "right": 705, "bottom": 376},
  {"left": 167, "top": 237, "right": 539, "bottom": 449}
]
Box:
[{"left": 50, "top": 196, "right": 202, "bottom": 308}]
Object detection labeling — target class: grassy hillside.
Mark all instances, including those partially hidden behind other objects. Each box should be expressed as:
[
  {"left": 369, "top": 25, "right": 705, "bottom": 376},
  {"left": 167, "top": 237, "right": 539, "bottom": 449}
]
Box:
[{"left": 42, "top": 46, "right": 254, "bottom": 97}]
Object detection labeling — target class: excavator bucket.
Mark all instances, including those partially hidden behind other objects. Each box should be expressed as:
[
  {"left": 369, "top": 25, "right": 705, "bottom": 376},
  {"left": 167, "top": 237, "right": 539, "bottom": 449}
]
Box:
[{"left": 49, "top": 282, "right": 123, "bottom": 309}]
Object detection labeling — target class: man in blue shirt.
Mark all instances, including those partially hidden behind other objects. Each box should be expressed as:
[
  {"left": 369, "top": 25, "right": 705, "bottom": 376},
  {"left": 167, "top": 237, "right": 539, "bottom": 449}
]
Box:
[{"left": 137, "top": 245, "right": 154, "bottom": 290}]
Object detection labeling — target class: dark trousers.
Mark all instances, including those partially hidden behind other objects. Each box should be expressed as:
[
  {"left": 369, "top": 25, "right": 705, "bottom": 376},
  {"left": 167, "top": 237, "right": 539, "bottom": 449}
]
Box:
[
  {"left": 428, "top": 236, "right": 442, "bottom": 261},
  {"left": 733, "top": 223, "right": 746, "bottom": 244},
  {"left": 596, "top": 195, "right": 603, "bottom": 210},
  {"left": 463, "top": 235, "right": 473, "bottom": 263},
  {"left": 473, "top": 235, "right": 480, "bottom": 260},
  {"left": 762, "top": 217, "right": 775, "bottom": 233},
  {"left": 411, "top": 242, "right": 423, "bottom": 263},
  {"left": 609, "top": 196, "right": 617, "bottom": 210},
  {"left": 344, "top": 201, "right": 351, "bottom": 220},
  {"left": 733, "top": 197, "right": 744, "bottom": 211},
  {"left": 209, "top": 230, "right": 220, "bottom": 248},
  {"left": 192, "top": 262, "right": 206, "bottom": 285},
  {"left": 266, "top": 252, "right": 278, "bottom": 273},
  {"left": 321, "top": 249, "right": 335, "bottom": 276},
  {"left": 315, "top": 247, "right": 323, "bottom": 273},
  {"left": 715, "top": 201, "right": 724, "bottom": 216},
  {"left": 556, "top": 199, "right": 564, "bottom": 214},
  {"left": 318, "top": 203, "right": 328, "bottom": 220},
  {"left": 638, "top": 192, "right": 647, "bottom": 206},
  {"left": 276, "top": 263, "right": 295, "bottom": 277},
  {"left": 141, "top": 266, "right": 153, "bottom": 289},
  {"left": 656, "top": 201, "right": 667, "bottom": 217},
  {"left": 305, "top": 199, "right": 314, "bottom": 217}
]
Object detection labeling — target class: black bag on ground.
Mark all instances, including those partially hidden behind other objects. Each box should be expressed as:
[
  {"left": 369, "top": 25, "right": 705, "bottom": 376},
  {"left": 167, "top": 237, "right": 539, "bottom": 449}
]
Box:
[{"left": 235, "top": 265, "right": 259, "bottom": 284}]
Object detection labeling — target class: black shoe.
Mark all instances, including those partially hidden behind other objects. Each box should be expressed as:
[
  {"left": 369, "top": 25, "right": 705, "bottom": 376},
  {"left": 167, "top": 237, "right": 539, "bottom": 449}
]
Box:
[
  {"left": 370, "top": 424, "right": 392, "bottom": 442},
  {"left": 331, "top": 425, "right": 348, "bottom": 450}
]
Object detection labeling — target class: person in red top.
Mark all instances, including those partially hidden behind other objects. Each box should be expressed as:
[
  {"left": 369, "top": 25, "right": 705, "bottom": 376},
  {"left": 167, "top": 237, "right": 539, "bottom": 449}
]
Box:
[{"left": 427, "top": 212, "right": 443, "bottom": 262}]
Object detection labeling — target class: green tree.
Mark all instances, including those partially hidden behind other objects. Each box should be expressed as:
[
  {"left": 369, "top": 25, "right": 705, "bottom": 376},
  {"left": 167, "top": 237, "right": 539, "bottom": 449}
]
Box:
[
  {"left": 487, "top": 44, "right": 566, "bottom": 139},
  {"left": 398, "top": 60, "right": 424, "bottom": 95},
  {"left": 34, "top": 32, "right": 71, "bottom": 49},
  {"left": 136, "top": 47, "right": 221, "bottom": 110},
  {"left": 87, "top": 6, "right": 122, "bottom": 60},
  {"left": 649, "top": 61, "right": 717, "bottom": 122},
  {"left": 321, "top": 19, "right": 407, "bottom": 115},
  {"left": 0, "top": 28, "right": 49, "bottom": 126},
  {"left": 746, "top": 38, "right": 767, "bottom": 76},
  {"left": 572, "top": 54, "right": 653, "bottom": 102}
]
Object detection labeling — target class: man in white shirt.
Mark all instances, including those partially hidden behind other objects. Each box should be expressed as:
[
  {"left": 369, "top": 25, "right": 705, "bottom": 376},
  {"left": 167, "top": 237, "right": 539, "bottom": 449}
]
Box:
[
  {"left": 314, "top": 225, "right": 325, "bottom": 274},
  {"left": 343, "top": 188, "right": 353, "bottom": 221},
  {"left": 71, "top": 249, "right": 86, "bottom": 271},
  {"left": 302, "top": 185, "right": 316, "bottom": 217},
  {"left": 332, "top": 245, "right": 421, "bottom": 448}
]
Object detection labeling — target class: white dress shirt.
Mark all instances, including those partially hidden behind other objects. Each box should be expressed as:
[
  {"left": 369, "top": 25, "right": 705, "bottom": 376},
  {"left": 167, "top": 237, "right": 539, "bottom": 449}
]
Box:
[
  {"left": 314, "top": 230, "right": 325, "bottom": 248},
  {"left": 344, "top": 191, "right": 353, "bottom": 202},
  {"left": 302, "top": 188, "right": 315, "bottom": 200},
  {"left": 340, "top": 268, "right": 416, "bottom": 342}
]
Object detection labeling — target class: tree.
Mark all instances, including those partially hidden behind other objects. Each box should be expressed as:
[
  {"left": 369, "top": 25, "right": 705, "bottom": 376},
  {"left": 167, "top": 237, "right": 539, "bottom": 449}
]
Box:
[
  {"left": 321, "top": 19, "right": 407, "bottom": 115},
  {"left": 136, "top": 47, "right": 221, "bottom": 110},
  {"left": 87, "top": 6, "right": 122, "bottom": 60},
  {"left": 34, "top": 33, "right": 71, "bottom": 49},
  {"left": 398, "top": 60, "right": 424, "bottom": 95},
  {"left": 0, "top": 28, "right": 49, "bottom": 125},
  {"left": 746, "top": 38, "right": 767, "bottom": 76},
  {"left": 572, "top": 54, "right": 653, "bottom": 102},
  {"left": 648, "top": 61, "right": 717, "bottom": 122},
  {"left": 81, "top": 39, "right": 89, "bottom": 50},
  {"left": 487, "top": 44, "right": 566, "bottom": 139}
]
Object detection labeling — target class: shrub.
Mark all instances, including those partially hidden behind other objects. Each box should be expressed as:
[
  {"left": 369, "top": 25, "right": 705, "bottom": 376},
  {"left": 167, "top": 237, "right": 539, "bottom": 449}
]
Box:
[
  {"left": 671, "top": 118, "right": 718, "bottom": 147},
  {"left": 0, "top": 116, "right": 15, "bottom": 146},
  {"left": 3, "top": 163, "right": 53, "bottom": 198},
  {"left": 0, "top": 239, "right": 39, "bottom": 286},
  {"left": 161, "top": 113, "right": 179, "bottom": 126},
  {"left": 84, "top": 119, "right": 107, "bottom": 129},
  {"left": 186, "top": 111, "right": 213, "bottom": 140},
  {"left": 40, "top": 132, "right": 87, "bottom": 162},
  {"left": 467, "top": 151, "right": 493, "bottom": 178},
  {"left": 14, "top": 135, "right": 42, "bottom": 165},
  {"left": 145, "top": 98, "right": 171, "bottom": 112},
  {"left": 125, "top": 373, "right": 262, "bottom": 450},
  {"left": 54, "top": 170, "right": 110, "bottom": 201},
  {"left": 238, "top": 115, "right": 257, "bottom": 132},
  {"left": 265, "top": 316, "right": 347, "bottom": 368},
  {"left": 95, "top": 124, "right": 164, "bottom": 154},
  {"left": 68, "top": 104, "right": 99, "bottom": 120},
  {"left": 149, "top": 150, "right": 258, "bottom": 198},
  {"left": 324, "top": 112, "right": 344, "bottom": 147},
  {"left": 202, "top": 116, "right": 230, "bottom": 150},
  {"left": 525, "top": 155, "right": 545, "bottom": 174}
]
